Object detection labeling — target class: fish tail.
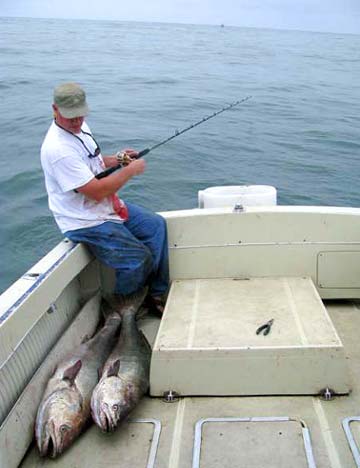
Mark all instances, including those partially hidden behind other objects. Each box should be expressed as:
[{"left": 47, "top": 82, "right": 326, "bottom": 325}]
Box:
[
  {"left": 102, "top": 287, "right": 148, "bottom": 318},
  {"left": 101, "top": 300, "right": 122, "bottom": 324},
  {"left": 114, "top": 287, "right": 148, "bottom": 317}
]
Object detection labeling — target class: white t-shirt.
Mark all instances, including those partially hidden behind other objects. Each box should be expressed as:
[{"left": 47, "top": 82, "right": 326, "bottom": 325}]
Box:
[{"left": 41, "top": 121, "right": 125, "bottom": 233}]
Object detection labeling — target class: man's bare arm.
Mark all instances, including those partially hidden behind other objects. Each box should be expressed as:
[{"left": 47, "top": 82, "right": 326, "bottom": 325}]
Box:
[{"left": 77, "top": 159, "right": 145, "bottom": 202}]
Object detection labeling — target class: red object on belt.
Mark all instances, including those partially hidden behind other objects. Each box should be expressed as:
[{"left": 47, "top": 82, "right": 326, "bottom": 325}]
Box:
[{"left": 110, "top": 193, "right": 128, "bottom": 221}]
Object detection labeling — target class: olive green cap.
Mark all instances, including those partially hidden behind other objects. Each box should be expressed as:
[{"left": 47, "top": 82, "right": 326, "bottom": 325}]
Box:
[{"left": 53, "top": 82, "right": 89, "bottom": 118}]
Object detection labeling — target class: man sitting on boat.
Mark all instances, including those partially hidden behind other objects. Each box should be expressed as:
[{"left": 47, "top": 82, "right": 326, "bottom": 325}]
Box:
[{"left": 40, "top": 82, "right": 168, "bottom": 315}]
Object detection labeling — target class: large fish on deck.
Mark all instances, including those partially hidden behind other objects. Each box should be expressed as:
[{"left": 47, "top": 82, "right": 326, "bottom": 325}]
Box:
[
  {"left": 91, "top": 288, "right": 150, "bottom": 432},
  {"left": 35, "top": 308, "right": 121, "bottom": 458}
]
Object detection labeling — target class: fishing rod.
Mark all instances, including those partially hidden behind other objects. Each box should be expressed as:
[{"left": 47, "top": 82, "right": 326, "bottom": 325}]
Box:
[{"left": 95, "top": 95, "right": 252, "bottom": 180}]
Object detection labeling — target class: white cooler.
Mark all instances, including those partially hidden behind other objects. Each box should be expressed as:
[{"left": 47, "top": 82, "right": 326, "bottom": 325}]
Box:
[{"left": 198, "top": 185, "right": 277, "bottom": 208}]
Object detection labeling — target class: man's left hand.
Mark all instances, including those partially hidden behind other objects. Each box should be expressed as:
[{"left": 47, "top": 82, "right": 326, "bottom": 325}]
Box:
[{"left": 116, "top": 148, "right": 139, "bottom": 166}]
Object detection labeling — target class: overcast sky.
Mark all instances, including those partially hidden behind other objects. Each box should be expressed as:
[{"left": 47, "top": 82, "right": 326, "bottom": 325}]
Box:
[{"left": 1, "top": 0, "right": 359, "bottom": 34}]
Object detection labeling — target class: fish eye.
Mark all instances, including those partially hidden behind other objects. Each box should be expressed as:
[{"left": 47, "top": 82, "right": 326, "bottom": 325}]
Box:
[
  {"left": 112, "top": 404, "right": 118, "bottom": 411},
  {"left": 60, "top": 424, "right": 70, "bottom": 433}
]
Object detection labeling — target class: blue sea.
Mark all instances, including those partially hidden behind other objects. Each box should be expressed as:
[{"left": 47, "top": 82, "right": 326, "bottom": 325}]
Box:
[{"left": 1, "top": 17, "right": 360, "bottom": 294}]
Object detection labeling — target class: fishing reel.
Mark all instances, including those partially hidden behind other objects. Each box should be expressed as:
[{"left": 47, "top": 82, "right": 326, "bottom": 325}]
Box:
[{"left": 115, "top": 151, "right": 136, "bottom": 166}]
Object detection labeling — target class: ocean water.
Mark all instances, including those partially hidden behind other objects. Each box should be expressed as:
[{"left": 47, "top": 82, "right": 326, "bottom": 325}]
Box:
[{"left": 1, "top": 17, "right": 360, "bottom": 294}]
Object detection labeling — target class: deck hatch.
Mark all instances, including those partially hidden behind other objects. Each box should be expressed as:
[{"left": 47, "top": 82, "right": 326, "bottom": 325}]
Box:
[
  {"left": 150, "top": 277, "right": 350, "bottom": 396},
  {"left": 129, "top": 419, "right": 162, "bottom": 468},
  {"left": 342, "top": 416, "right": 360, "bottom": 467},
  {"left": 192, "top": 416, "right": 317, "bottom": 468}
]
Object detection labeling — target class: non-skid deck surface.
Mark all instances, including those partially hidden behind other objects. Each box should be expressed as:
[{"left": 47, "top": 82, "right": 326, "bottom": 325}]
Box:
[
  {"left": 150, "top": 277, "right": 350, "bottom": 395},
  {"left": 20, "top": 301, "right": 360, "bottom": 468},
  {"left": 156, "top": 277, "right": 338, "bottom": 348}
]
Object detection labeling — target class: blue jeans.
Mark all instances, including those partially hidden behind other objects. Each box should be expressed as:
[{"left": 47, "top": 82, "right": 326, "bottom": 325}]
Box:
[{"left": 65, "top": 202, "right": 169, "bottom": 297}]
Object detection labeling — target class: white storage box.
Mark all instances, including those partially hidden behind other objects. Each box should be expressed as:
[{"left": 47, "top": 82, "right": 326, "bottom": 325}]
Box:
[
  {"left": 198, "top": 185, "right": 277, "bottom": 208},
  {"left": 150, "top": 277, "right": 350, "bottom": 396}
]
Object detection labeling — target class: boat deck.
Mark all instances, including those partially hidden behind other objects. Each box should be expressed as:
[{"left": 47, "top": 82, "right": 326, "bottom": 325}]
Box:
[{"left": 20, "top": 299, "right": 360, "bottom": 468}]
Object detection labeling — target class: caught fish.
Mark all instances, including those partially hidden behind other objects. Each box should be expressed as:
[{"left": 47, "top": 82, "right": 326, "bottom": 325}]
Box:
[
  {"left": 91, "top": 288, "right": 150, "bottom": 432},
  {"left": 35, "top": 308, "right": 121, "bottom": 458}
]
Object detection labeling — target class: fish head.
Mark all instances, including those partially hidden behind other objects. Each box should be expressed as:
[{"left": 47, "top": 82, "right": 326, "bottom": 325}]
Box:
[
  {"left": 91, "top": 375, "right": 140, "bottom": 432},
  {"left": 36, "top": 387, "right": 85, "bottom": 457},
  {"left": 36, "top": 360, "right": 85, "bottom": 457}
]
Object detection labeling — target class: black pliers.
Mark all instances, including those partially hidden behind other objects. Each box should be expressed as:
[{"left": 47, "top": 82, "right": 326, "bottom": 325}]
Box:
[{"left": 256, "top": 319, "right": 274, "bottom": 336}]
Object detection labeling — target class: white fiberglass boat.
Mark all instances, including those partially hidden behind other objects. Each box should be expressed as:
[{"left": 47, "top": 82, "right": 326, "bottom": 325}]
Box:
[{"left": 1, "top": 186, "right": 360, "bottom": 468}]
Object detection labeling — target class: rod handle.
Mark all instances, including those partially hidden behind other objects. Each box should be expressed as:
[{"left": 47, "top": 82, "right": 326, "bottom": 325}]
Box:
[{"left": 95, "top": 166, "right": 119, "bottom": 179}]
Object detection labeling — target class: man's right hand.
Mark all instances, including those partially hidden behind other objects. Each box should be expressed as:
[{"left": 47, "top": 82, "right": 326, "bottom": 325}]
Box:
[{"left": 127, "top": 158, "right": 146, "bottom": 176}]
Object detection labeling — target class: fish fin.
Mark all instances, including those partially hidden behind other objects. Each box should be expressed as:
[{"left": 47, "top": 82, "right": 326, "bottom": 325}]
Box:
[
  {"left": 81, "top": 334, "right": 91, "bottom": 344},
  {"left": 106, "top": 359, "right": 121, "bottom": 377},
  {"left": 62, "top": 359, "right": 82, "bottom": 385}
]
